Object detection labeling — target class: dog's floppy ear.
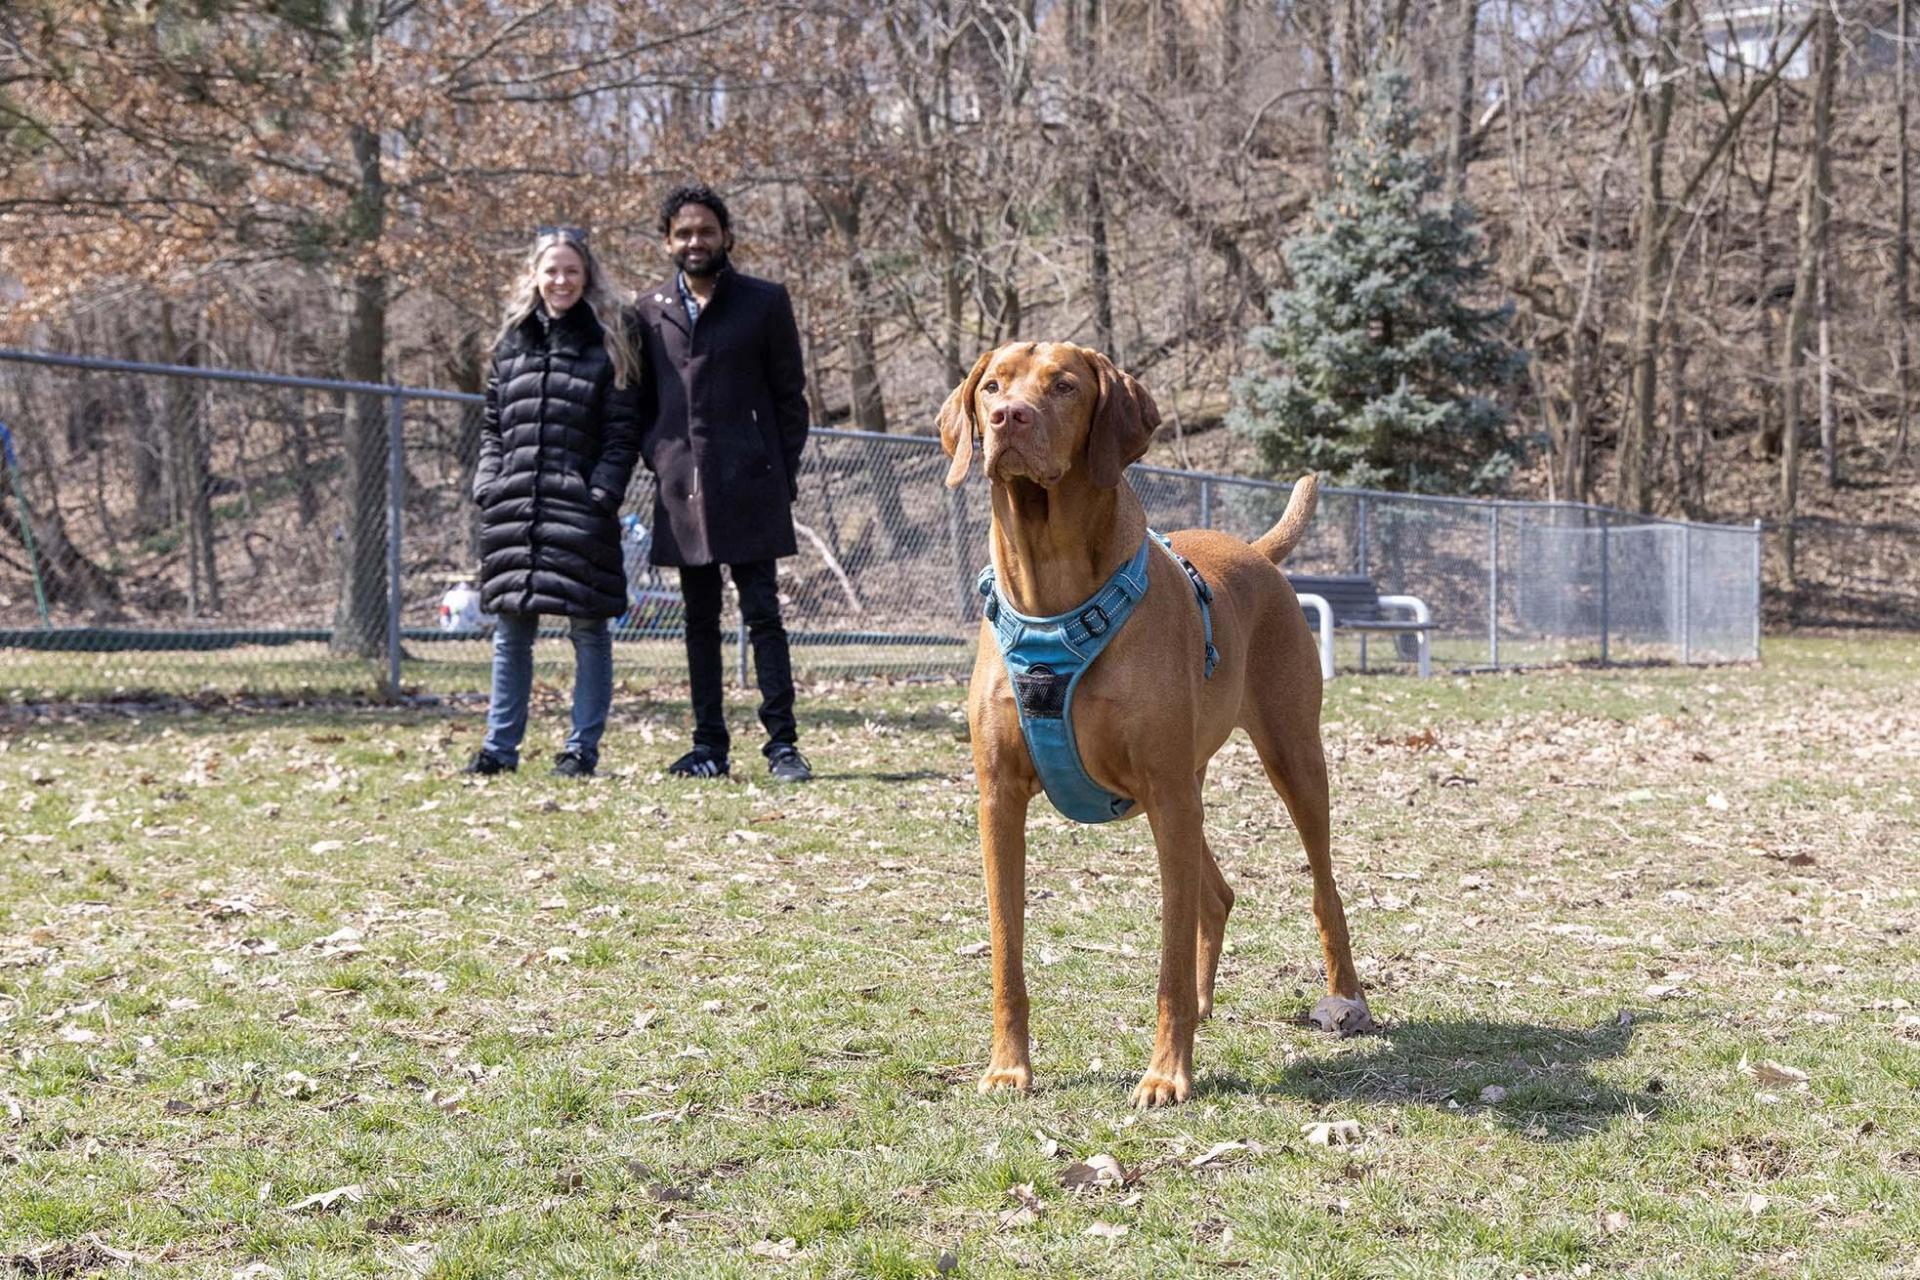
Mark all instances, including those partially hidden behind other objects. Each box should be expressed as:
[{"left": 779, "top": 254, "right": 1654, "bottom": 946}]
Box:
[
  {"left": 938, "top": 349, "right": 995, "bottom": 489},
  {"left": 1081, "top": 347, "right": 1160, "bottom": 489}
]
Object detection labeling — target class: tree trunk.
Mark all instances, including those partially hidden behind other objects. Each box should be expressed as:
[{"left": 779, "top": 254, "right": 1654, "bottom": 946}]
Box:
[
  {"left": 290, "top": 391, "right": 322, "bottom": 528},
  {"left": 1899, "top": 0, "right": 1912, "bottom": 460},
  {"left": 124, "top": 376, "right": 168, "bottom": 536},
  {"left": 1749, "top": 88, "right": 1788, "bottom": 460},
  {"left": 331, "top": 120, "right": 391, "bottom": 659},
  {"left": 1818, "top": 245, "right": 1835, "bottom": 486},
  {"left": 1215, "top": 0, "right": 1242, "bottom": 91},
  {"left": 1308, "top": 1, "right": 1339, "bottom": 171},
  {"left": 0, "top": 431, "right": 122, "bottom": 618},
  {"left": 1446, "top": 0, "right": 1479, "bottom": 198},
  {"left": 1780, "top": 3, "right": 1837, "bottom": 586},
  {"left": 818, "top": 189, "right": 889, "bottom": 436},
  {"left": 815, "top": 183, "right": 911, "bottom": 559},
  {"left": 449, "top": 331, "right": 488, "bottom": 564},
  {"left": 1614, "top": 0, "right": 1682, "bottom": 514},
  {"left": 161, "top": 301, "right": 221, "bottom": 616},
  {"left": 1088, "top": 165, "right": 1115, "bottom": 357}
]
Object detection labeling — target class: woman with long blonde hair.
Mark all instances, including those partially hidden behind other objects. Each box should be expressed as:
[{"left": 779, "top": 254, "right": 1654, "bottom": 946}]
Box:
[{"left": 466, "top": 228, "right": 641, "bottom": 779}]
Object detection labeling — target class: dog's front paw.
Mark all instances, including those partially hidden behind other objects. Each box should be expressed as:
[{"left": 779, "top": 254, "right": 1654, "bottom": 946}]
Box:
[
  {"left": 1129, "top": 1069, "right": 1191, "bottom": 1108},
  {"left": 1309, "top": 994, "right": 1376, "bottom": 1037},
  {"left": 977, "top": 1063, "right": 1033, "bottom": 1095}
]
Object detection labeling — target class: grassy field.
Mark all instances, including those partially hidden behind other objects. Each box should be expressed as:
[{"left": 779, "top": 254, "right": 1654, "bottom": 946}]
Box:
[{"left": 1, "top": 634, "right": 1916, "bottom": 1278}]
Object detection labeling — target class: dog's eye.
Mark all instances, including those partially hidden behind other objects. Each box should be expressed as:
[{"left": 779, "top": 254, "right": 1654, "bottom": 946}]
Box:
[
  {"left": 1053, "top": 378, "right": 1075, "bottom": 394},
  {"left": 982, "top": 380, "right": 1000, "bottom": 394}
]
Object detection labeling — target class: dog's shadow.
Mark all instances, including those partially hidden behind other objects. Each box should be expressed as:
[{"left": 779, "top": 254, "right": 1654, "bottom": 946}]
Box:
[
  {"left": 1057, "top": 1013, "right": 1660, "bottom": 1140},
  {"left": 1223, "top": 1013, "right": 1660, "bottom": 1139}
]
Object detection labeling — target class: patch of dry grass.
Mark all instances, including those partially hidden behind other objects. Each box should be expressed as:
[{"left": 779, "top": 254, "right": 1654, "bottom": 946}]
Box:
[{"left": 1, "top": 635, "right": 1916, "bottom": 1277}]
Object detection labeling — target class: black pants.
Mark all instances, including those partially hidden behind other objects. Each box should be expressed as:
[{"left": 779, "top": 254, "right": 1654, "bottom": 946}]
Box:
[{"left": 678, "top": 560, "right": 796, "bottom": 757}]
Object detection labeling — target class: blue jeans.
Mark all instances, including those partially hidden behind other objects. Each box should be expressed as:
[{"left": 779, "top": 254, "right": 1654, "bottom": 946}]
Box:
[{"left": 482, "top": 612, "right": 613, "bottom": 767}]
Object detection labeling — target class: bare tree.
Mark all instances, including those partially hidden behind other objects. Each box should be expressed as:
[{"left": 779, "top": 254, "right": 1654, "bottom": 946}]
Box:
[
  {"left": 1900, "top": 0, "right": 1914, "bottom": 460},
  {"left": 1781, "top": 0, "right": 1838, "bottom": 586}
]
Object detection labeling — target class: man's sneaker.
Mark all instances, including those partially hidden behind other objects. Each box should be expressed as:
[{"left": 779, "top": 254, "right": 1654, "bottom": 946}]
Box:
[
  {"left": 667, "top": 748, "right": 730, "bottom": 779},
  {"left": 551, "top": 750, "right": 596, "bottom": 779},
  {"left": 766, "top": 744, "right": 812, "bottom": 784},
  {"left": 463, "top": 750, "right": 516, "bottom": 776}
]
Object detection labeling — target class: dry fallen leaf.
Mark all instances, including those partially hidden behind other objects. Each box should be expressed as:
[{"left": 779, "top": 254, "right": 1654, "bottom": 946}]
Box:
[
  {"left": 956, "top": 941, "right": 991, "bottom": 957},
  {"left": 1744, "top": 1192, "right": 1770, "bottom": 1216},
  {"left": 1303, "top": 1120, "right": 1364, "bottom": 1147},
  {"left": 286, "top": 1183, "right": 365, "bottom": 1213},
  {"left": 1189, "top": 1139, "right": 1252, "bottom": 1169},
  {"left": 998, "top": 1182, "right": 1046, "bottom": 1229},
  {"left": 1061, "top": 1153, "right": 1130, "bottom": 1189},
  {"left": 1601, "top": 1210, "right": 1630, "bottom": 1235},
  {"left": 748, "top": 1237, "right": 798, "bottom": 1260},
  {"left": 393, "top": 1241, "right": 437, "bottom": 1276},
  {"left": 1479, "top": 1085, "right": 1509, "bottom": 1104},
  {"left": 1084, "top": 1221, "right": 1129, "bottom": 1239},
  {"left": 1739, "top": 1056, "right": 1810, "bottom": 1088},
  {"left": 277, "top": 1071, "right": 319, "bottom": 1100}
]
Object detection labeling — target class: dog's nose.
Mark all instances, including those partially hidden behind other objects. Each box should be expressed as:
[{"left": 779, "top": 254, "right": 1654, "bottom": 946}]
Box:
[{"left": 989, "top": 400, "right": 1034, "bottom": 430}]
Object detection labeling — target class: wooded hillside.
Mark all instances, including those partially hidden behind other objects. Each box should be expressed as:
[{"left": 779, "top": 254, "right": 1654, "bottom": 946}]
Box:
[{"left": 2, "top": 1, "right": 1915, "bottom": 629}]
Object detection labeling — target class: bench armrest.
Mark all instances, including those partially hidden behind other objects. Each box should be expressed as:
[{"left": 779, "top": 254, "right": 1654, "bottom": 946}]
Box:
[
  {"left": 1295, "top": 593, "right": 1336, "bottom": 681},
  {"left": 1376, "top": 593, "right": 1431, "bottom": 624},
  {"left": 1376, "top": 594, "right": 1432, "bottom": 677}
]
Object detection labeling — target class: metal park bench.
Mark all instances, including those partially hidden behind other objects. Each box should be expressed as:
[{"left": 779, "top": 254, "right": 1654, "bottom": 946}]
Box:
[{"left": 1286, "top": 574, "right": 1434, "bottom": 679}]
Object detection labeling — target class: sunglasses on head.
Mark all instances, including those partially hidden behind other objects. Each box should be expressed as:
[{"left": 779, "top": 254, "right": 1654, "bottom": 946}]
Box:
[{"left": 537, "top": 225, "right": 589, "bottom": 243}]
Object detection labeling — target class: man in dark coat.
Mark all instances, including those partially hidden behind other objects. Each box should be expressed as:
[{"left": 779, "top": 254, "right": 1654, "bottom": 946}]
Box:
[{"left": 633, "top": 183, "right": 814, "bottom": 783}]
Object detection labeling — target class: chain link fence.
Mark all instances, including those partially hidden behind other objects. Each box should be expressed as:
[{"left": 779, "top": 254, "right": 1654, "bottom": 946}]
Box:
[{"left": 0, "top": 350, "right": 1761, "bottom": 700}]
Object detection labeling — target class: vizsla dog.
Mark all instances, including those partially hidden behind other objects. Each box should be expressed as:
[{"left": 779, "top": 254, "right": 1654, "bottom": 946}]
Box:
[{"left": 940, "top": 342, "right": 1374, "bottom": 1108}]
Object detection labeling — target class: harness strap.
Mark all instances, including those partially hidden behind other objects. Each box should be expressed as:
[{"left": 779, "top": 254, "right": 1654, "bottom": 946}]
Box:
[
  {"left": 1149, "top": 531, "right": 1219, "bottom": 679},
  {"left": 978, "top": 537, "right": 1151, "bottom": 823},
  {"left": 977, "top": 529, "right": 1220, "bottom": 825}
]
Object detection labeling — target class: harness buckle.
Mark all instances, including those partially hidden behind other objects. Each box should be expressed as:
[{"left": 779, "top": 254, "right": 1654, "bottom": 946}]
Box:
[{"left": 1078, "top": 603, "right": 1110, "bottom": 637}]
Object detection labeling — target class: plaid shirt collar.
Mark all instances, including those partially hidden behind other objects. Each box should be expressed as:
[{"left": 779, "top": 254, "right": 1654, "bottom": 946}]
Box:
[{"left": 674, "top": 271, "right": 701, "bottom": 327}]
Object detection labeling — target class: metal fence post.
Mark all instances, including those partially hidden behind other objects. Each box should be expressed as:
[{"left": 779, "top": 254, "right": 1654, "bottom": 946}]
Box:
[
  {"left": 737, "top": 618, "right": 749, "bottom": 689},
  {"left": 1487, "top": 505, "right": 1500, "bottom": 670},
  {"left": 1355, "top": 493, "right": 1370, "bottom": 576},
  {"left": 1752, "top": 519, "right": 1765, "bottom": 660},
  {"left": 1599, "top": 512, "right": 1611, "bottom": 666},
  {"left": 1678, "top": 522, "right": 1692, "bottom": 665},
  {"left": 385, "top": 392, "right": 406, "bottom": 697},
  {"left": 1199, "top": 477, "right": 1213, "bottom": 530}
]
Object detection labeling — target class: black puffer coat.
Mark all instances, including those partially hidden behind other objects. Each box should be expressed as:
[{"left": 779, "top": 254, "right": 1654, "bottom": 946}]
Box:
[{"left": 472, "top": 303, "right": 642, "bottom": 618}]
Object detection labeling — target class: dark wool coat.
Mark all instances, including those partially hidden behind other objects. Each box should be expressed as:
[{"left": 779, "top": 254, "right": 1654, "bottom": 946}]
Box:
[
  {"left": 472, "top": 303, "right": 642, "bottom": 618},
  {"left": 632, "top": 268, "right": 809, "bottom": 567}
]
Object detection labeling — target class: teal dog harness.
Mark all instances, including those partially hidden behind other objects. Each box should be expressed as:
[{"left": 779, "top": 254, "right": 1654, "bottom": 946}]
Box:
[{"left": 978, "top": 530, "right": 1218, "bottom": 823}]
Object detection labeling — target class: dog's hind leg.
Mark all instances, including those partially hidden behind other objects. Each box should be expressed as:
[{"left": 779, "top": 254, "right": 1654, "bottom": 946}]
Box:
[
  {"left": 1244, "top": 718, "right": 1376, "bottom": 1036},
  {"left": 1191, "top": 765, "right": 1233, "bottom": 1020}
]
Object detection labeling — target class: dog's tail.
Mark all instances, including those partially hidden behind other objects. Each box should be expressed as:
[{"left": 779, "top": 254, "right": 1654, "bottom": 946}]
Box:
[{"left": 1252, "top": 474, "right": 1319, "bottom": 566}]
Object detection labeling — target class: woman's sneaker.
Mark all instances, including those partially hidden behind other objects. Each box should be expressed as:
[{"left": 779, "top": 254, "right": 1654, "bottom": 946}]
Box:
[
  {"left": 463, "top": 750, "right": 516, "bottom": 776},
  {"left": 668, "top": 747, "right": 730, "bottom": 779},
  {"left": 766, "top": 744, "right": 812, "bottom": 784}
]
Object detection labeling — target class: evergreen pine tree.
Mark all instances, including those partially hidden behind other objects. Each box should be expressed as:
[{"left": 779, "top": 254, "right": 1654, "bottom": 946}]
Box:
[{"left": 1229, "top": 70, "right": 1527, "bottom": 492}]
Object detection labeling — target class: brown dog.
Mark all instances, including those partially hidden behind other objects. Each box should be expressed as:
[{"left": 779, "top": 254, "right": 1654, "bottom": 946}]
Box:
[{"left": 939, "top": 342, "right": 1373, "bottom": 1108}]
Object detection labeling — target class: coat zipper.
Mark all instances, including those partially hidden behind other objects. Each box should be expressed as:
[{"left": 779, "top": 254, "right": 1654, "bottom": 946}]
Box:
[{"left": 526, "top": 349, "right": 550, "bottom": 613}]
